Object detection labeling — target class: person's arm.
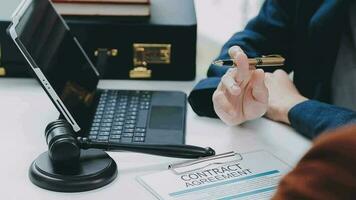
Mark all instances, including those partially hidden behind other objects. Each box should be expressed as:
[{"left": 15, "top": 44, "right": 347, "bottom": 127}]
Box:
[
  {"left": 264, "top": 70, "right": 356, "bottom": 139},
  {"left": 288, "top": 100, "right": 356, "bottom": 139},
  {"left": 189, "top": 0, "right": 296, "bottom": 118},
  {"left": 272, "top": 125, "right": 356, "bottom": 199}
]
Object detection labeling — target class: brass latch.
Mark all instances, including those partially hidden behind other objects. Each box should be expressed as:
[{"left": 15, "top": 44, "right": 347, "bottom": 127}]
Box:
[
  {"left": 0, "top": 44, "right": 4, "bottom": 76},
  {"left": 129, "top": 63, "right": 152, "bottom": 79},
  {"left": 130, "top": 43, "right": 171, "bottom": 78},
  {"left": 0, "top": 67, "right": 5, "bottom": 76}
]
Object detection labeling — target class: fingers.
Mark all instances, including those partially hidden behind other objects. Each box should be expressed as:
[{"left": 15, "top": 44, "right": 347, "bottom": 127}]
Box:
[
  {"left": 228, "top": 46, "right": 251, "bottom": 86},
  {"left": 273, "top": 69, "right": 288, "bottom": 76},
  {"left": 213, "top": 69, "right": 242, "bottom": 126},
  {"left": 212, "top": 90, "right": 234, "bottom": 116},
  {"left": 234, "top": 52, "right": 251, "bottom": 85},
  {"left": 212, "top": 89, "right": 241, "bottom": 126},
  {"left": 264, "top": 72, "right": 273, "bottom": 91},
  {"left": 273, "top": 69, "right": 291, "bottom": 82},
  {"left": 213, "top": 46, "right": 265, "bottom": 126},
  {"left": 250, "top": 69, "right": 268, "bottom": 104},
  {"left": 228, "top": 46, "right": 244, "bottom": 60},
  {"left": 221, "top": 68, "right": 241, "bottom": 96}
]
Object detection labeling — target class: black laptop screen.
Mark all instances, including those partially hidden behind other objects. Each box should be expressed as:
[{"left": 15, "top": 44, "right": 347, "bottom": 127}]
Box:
[{"left": 14, "top": 0, "right": 99, "bottom": 130}]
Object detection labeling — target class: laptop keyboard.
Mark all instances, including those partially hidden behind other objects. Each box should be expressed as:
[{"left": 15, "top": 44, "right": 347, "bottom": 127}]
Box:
[{"left": 88, "top": 90, "right": 152, "bottom": 143}]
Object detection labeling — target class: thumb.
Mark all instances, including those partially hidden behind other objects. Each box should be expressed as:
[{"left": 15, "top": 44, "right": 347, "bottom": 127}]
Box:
[{"left": 251, "top": 69, "right": 268, "bottom": 104}]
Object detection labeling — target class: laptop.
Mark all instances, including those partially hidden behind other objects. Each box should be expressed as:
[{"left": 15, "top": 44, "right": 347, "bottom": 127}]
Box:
[{"left": 8, "top": 0, "right": 186, "bottom": 145}]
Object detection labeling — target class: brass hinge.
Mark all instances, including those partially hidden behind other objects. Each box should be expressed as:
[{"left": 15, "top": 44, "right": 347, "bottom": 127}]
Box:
[{"left": 94, "top": 48, "right": 118, "bottom": 57}]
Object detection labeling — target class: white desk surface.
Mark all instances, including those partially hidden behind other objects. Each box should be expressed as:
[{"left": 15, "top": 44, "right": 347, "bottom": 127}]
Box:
[
  {"left": 0, "top": 0, "right": 311, "bottom": 199},
  {"left": 0, "top": 78, "right": 311, "bottom": 199}
]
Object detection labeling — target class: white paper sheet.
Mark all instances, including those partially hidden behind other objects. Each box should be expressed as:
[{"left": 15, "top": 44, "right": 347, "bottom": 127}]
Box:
[{"left": 137, "top": 150, "right": 290, "bottom": 200}]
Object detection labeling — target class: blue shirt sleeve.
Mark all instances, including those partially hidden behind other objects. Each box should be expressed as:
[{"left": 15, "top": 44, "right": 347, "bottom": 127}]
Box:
[
  {"left": 288, "top": 100, "right": 356, "bottom": 139},
  {"left": 208, "top": 0, "right": 296, "bottom": 77},
  {"left": 188, "top": 77, "right": 221, "bottom": 118},
  {"left": 189, "top": 0, "right": 297, "bottom": 117}
]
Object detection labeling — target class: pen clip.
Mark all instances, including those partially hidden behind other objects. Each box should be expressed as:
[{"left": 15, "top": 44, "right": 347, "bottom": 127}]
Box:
[{"left": 168, "top": 151, "right": 243, "bottom": 175}]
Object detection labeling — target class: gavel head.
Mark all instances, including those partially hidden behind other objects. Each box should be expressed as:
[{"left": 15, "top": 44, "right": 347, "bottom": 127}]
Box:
[{"left": 45, "top": 119, "right": 81, "bottom": 164}]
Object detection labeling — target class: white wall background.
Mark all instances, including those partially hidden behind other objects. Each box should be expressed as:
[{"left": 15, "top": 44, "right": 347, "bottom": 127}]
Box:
[{"left": 195, "top": 0, "right": 264, "bottom": 79}]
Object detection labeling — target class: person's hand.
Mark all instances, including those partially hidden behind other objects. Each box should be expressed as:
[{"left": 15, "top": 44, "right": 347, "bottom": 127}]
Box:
[
  {"left": 212, "top": 46, "right": 268, "bottom": 126},
  {"left": 264, "top": 70, "right": 308, "bottom": 124}
]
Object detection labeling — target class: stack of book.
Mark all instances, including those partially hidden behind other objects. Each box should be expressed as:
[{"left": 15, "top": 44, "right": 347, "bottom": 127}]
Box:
[{"left": 52, "top": 0, "right": 150, "bottom": 19}]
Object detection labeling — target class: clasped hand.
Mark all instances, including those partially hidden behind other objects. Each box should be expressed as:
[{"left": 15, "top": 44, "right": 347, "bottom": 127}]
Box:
[{"left": 212, "top": 46, "right": 307, "bottom": 125}]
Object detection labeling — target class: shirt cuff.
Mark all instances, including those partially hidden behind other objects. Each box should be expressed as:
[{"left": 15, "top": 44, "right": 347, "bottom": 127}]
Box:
[{"left": 288, "top": 100, "right": 356, "bottom": 139}]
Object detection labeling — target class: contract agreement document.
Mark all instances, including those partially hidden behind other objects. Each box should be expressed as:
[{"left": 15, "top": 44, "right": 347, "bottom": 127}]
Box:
[{"left": 137, "top": 150, "right": 290, "bottom": 200}]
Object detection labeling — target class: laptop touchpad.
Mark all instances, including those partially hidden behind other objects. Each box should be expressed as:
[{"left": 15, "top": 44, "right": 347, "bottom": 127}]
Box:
[{"left": 149, "top": 106, "right": 183, "bottom": 130}]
